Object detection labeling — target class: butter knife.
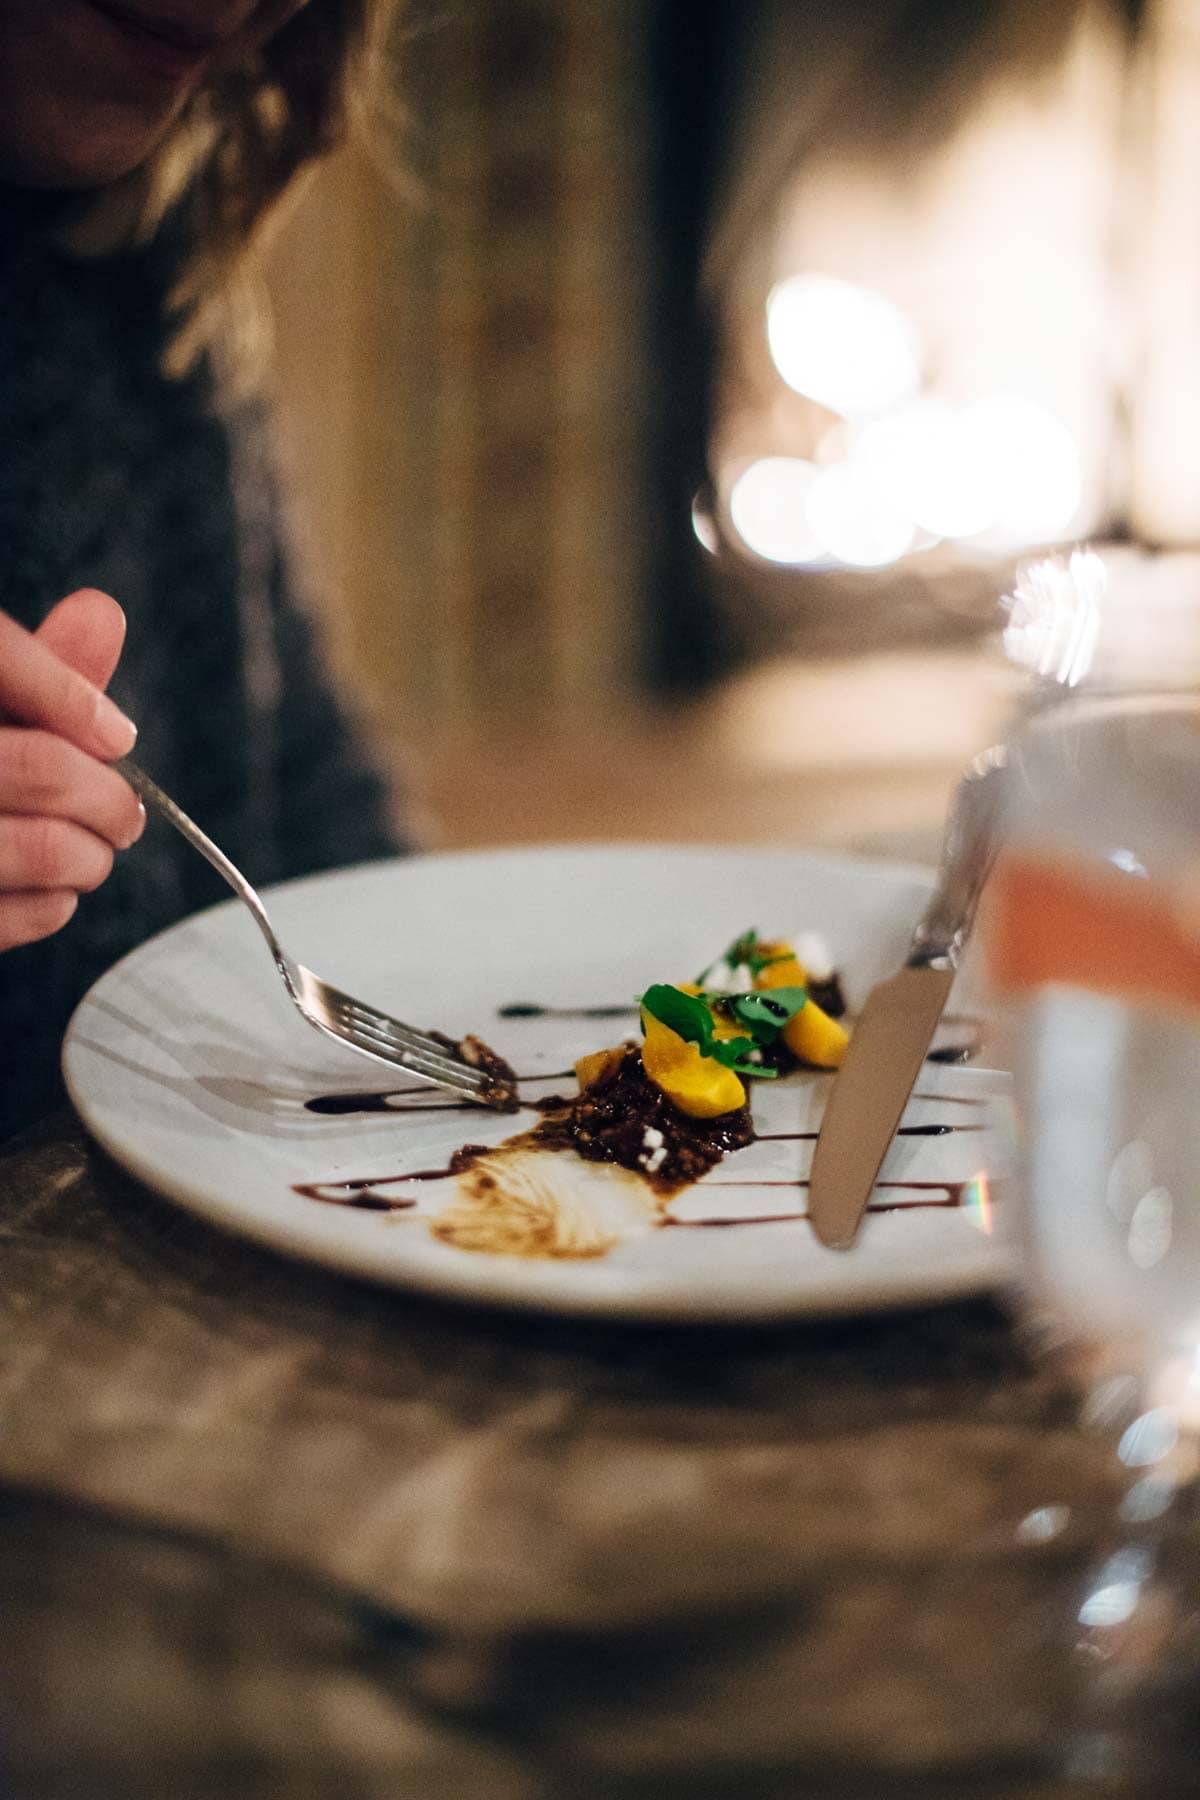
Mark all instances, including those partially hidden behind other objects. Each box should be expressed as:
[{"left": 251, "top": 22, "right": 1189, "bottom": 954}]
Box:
[{"left": 807, "top": 752, "right": 1007, "bottom": 1251}]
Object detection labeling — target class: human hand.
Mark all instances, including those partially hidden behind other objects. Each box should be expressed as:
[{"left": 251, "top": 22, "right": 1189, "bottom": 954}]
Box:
[{"left": 0, "top": 590, "right": 144, "bottom": 951}]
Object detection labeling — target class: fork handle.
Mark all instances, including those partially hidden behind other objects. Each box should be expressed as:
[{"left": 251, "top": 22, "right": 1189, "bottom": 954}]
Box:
[{"left": 116, "top": 758, "right": 291, "bottom": 977}]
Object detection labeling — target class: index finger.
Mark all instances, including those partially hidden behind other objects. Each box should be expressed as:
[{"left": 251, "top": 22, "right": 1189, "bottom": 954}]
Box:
[{"left": 0, "top": 609, "right": 137, "bottom": 760}]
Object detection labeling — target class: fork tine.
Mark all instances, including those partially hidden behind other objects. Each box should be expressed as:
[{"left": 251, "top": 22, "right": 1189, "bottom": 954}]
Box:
[
  {"left": 321, "top": 1016, "right": 488, "bottom": 1094},
  {"left": 320, "top": 993, "right": 489, "bottom": 1074},
  {"left": 325, "top": 1007, "right": 491, "bottom": 1090},
  {"left": 303, "top": 977, "right": 491, "bottom": 1083},
  {"left": 320, "top": 985, "right": 476, "bottom": 1064},
  {"left": 339, "top": 1005, "right": 477, "bottom": 1069}
]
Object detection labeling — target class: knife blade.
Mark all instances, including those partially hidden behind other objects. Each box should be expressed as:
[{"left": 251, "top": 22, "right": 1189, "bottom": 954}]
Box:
[
  {"left": 807, "top": 752, "right": 1007, "bottom": 1251},
  {"left": 806, "top": 965, "right": 955, "bottom": 1249}
]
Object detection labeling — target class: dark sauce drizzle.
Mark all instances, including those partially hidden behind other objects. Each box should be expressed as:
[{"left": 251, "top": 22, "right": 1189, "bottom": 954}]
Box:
[
  {"left": 295, "top": 1171, "right": 975, "bottom": 1217},
  {"left": 297, "top": 999, "right": 991, "bottom": 1223},
  {"left": 293, "top": 1143, "right": 493, "bottom": 1207},
  {"left": 498, "top": 1003, "right": 635, "bottom": 1020},
  {"left": 295, "top": 1176, "right": 439, "bottom": 1207},
  {"left": 665, "top": 1179, "right": 972, "bottom": 1226},
  {"left": 305, "top": 1084, "right": 985, "bottom": 1127},
  {"left": 305, "top": 1076, "right": 574, "bottom": 1116},
  {"left": 293, "top": 1126, "right": 983, "bottom": 1212},
  {"left": 306, "top": 1093, "right": 467, "bottom": 1116},
  {"left": 754, "top": 1123, "right": 983, "bottom": 1141},
  {"left": 305, "top": 992, "right": 986, "bottom": 1119}
]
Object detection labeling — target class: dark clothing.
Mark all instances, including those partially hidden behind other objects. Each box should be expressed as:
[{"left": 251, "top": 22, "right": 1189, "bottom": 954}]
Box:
[{"left": 0, "top": 199, "right": 403, "bottom": 1139}]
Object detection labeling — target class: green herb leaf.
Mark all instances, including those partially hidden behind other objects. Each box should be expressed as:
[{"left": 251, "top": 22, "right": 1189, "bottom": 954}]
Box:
[
  {"left": 725, "top": 929, "right": 760, "bottom": 969},
  {"left": 696, "top": 928, "right": 796, "bottom": 985},
  {"left": 706, "top": 1034, "right": 759, "bottom": 1070},
  {"left": 639, "top": 983, "right": 713, "bottom": 1044},
  {"left": 641, "top": 982, "right": 787, "bottom": 1081},
  {"left": 730, "top": 987, "right": 808, "bottom": 1032},
  {"left": 641, "top": 984, "right": 762, "bottom": 1076}
]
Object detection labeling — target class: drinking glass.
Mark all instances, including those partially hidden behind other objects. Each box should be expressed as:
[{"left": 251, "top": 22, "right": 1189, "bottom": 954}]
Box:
[{"left": 989, "top": 684, "right": 1200, "bottom": 1791}]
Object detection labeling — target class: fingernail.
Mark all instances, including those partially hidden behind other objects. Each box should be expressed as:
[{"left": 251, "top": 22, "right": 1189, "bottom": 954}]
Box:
[
  {"left": 119, "top": 801, "right": 147, "bottom": 851},
  {"left": 95, "top": 693, "right": 138, "bottom": 759}
]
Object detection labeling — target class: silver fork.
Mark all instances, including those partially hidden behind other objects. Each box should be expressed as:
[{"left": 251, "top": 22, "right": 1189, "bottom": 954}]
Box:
[{"left": 117, "top": 759, "right": 512, "bottom": 1109}]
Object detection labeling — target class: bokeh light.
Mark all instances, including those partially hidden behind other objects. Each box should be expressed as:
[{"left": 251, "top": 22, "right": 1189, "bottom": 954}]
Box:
[
  {"left": 960, "top": 395, "right": 1083, "bottom": 541},
  {"left": 744, "top": 272, "right": 1085, "bottom": 570},
  {"left": 804, "top": 460, "right": 915, "bottom": 567},
  {"left": 727, "top": 457, "right": 824, "bottom": 564},
  {"left": 851, "top": 395, "right": 1084, "bottom": 547},
  {"left": 854, "top": 403, "right": 993, "bottom": 540},
  {"left": 766, "top": 275, "right": 921, "bottom": 420}
]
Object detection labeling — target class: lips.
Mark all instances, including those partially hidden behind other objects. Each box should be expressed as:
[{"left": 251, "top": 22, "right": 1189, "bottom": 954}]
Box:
[{"left": 83, "top": 0, "right": 241, "bottom": 80}]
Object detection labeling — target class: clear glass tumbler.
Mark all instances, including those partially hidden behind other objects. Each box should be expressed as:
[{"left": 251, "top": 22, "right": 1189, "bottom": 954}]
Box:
[{"left": 988, "top": 686, "right": 1200, "bottom": 1791}]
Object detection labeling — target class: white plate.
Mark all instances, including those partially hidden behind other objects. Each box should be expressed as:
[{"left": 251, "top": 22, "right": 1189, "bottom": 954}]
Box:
[{"left": 63, "top": 844, "right": 1010, "bottom": 1321}]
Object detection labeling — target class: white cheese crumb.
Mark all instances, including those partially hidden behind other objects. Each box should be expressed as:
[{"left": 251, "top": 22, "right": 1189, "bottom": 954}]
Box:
[
  {"left": 645, "top": 1146, "right": 668, "bottom": 1174},
  {"left": 796, "top": 931, "right": 834, "bottom": 980},
  {"left": 641, "top": 1126, "right": 665, "bottom": 1149}
]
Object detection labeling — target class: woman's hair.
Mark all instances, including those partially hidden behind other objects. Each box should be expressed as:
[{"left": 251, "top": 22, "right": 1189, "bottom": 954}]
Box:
[{"left": 77, "top": 0, "right": 400, "bottom": 374}]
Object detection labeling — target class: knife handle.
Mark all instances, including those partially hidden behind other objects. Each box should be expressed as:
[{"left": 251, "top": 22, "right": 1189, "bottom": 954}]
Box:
[{"left": 907, "top": 751, "right": 1007, "bottom": 971}]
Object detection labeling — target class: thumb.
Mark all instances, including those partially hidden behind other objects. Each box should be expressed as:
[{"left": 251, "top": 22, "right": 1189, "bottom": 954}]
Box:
[{"left": 34, "top": 589, "right": 128, "bottom": 692}]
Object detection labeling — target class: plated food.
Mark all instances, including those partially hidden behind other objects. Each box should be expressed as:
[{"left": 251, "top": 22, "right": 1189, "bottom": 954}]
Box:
[
  {"left": 298, "top": 930, "right": 874, "bottom": 1260},
  {"left": 523, "top": 929, "right": 849, "bottom": 1189}
]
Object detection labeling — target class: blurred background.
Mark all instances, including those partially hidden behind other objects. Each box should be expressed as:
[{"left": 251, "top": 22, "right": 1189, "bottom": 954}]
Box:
[{"left": 263, "top": 0, "right": 1190, "bottom": 862}]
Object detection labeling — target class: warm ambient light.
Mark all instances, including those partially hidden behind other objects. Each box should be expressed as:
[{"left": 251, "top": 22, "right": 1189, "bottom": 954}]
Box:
[
  {"left": 854, "top": 402, "right": 993, "bottom": 541},
  {"left": 804, "top": 459, "right": 915, "bottom": 568},
  {"left": 960, "top": 395, "right": 1083, "bottom": 541},
  {"left": 766, "top": 274, "right": 920, "bottom": 420},
  {"left": 740, "top": 272, "right": 1085, "bottom": 570},
  {"left": 853, "top": 396, "right": 1083, "bottom": 547},
  {"left": 727, "top": 457, "right": 824, "bottom": 564}
]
